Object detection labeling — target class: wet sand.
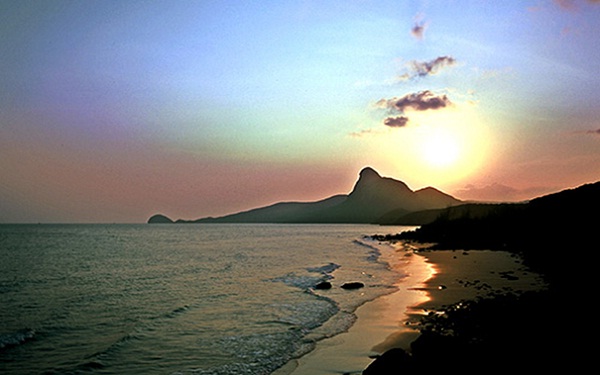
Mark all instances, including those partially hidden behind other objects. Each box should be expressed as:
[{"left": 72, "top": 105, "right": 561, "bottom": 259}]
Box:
[
  {"left": 411, "top": 248, "right": 547, "bottom": 312},
  {"left": 274, "top": 242, "right": 547, "bottom": 375}
]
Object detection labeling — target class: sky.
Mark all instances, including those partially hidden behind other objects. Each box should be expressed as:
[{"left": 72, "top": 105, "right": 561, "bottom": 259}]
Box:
[{"left": 1, "top": 0, "right": 599, "bottom": 223}]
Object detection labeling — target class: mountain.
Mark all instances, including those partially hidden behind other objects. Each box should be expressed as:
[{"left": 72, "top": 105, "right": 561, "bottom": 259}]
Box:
[
  {"left": 306, "top": 167, "right": 461, "bottom": 223},
  {"left": 149, "top": 167, "right": 462, "bottom": 224},
  {"left": 192, "top": 195, "right": 347, "bottom": 223}
]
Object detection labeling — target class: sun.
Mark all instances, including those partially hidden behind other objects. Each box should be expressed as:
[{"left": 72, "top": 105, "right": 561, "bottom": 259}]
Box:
[
  {"left": 421, "top": 131, "right": 461, "bottom": 167},
  {"left": 377, "top": 106, "right": 493, "bottom": 187}
]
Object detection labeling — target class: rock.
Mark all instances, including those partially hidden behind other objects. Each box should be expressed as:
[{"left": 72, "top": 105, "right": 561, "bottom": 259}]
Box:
[
  {"left": 500, "top": 272, "right": 519, "bottom": 281},
  {"left": 363, "top": 348, "right": 415, "bottom": 374},
  {"left": 148, "top": 214, "right": 174, "bottom": 224},
  {"left": 341, "top": 282, "right": 365, "bottom": 290},
  {"left": 314, "top": 281, "right": 332, "bottom": 290}
]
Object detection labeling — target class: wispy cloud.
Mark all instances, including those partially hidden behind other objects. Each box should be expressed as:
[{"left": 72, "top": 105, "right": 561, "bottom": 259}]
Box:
[
  {"left": 572, "top": 128, "right": 600, "bottom": 137},
  {"left": 398, "top": 56, "right": 457, "bottom": 81},
  {"left": 376, "top": 90, "right": 453, "bottom": 127},
  {"left": 411, "top": 21, "right": 428, "bottom": 40},
  {"left": 554, "top": 0, "right": 578, "bottom": 11},
  {"left": 348, "top": 128, "right": 387, "bottom": 138},
  {"left": 454, "top": 183, "right": 559, "bottom": 202},
  {"left": 552, "top": 0, "right": 599, "bottom": 11}
]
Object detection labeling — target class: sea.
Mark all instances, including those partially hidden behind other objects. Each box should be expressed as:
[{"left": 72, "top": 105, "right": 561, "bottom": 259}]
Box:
[{"left": 0, "top": 224, "right": 414, "bottom": 375}]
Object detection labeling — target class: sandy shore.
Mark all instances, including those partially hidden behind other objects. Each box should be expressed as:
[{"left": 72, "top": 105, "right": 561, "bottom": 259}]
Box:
[
  {"left": 410, "top": 248, "right": 547, "bottom": 312},
  {"left": 274, "top": 242, "right": 547, "bottom": 375},
  {"left": 275, "top": 242, "right": 431, "bottom": 375}
]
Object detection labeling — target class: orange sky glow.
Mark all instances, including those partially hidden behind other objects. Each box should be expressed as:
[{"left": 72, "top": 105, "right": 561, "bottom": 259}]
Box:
[{"left": 1, "top": 0, "right": 599, "bottom": 222}]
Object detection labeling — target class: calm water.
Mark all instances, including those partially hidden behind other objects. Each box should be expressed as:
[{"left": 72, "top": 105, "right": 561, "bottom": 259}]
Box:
[{"left": 0, "top": 224, "right": 412, "bottom": 374}]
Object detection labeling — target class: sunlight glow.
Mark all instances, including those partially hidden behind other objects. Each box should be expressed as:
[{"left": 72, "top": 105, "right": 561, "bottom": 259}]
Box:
[
  {"left": 374, "top": 105, "right": 493, "bottom": 188},
  {"left": 421, "top": 131, "right": 461, "bottom": 167}
]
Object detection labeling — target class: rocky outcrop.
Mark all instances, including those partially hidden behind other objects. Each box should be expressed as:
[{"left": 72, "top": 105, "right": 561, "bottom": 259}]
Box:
[
  {"left": 341, "top": 282, "right": 365, "bottom": 290},
  {"left": 314, "top": 281, "right": 332, "bottom": 290},
  {"left": 147, "top": 214, "right": 174, "bottom": 224}
]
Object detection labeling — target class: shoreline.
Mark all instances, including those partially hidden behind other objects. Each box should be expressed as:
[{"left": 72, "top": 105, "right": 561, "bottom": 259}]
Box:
[
  {"left": 274, "top": 241, "right": 548, "bottom": 375},
  {"left": 274, "top": 241, "right": 432, "bottom": 375},
  {"left": 410, "top": 247, "right": 547, "bottom": 311}
]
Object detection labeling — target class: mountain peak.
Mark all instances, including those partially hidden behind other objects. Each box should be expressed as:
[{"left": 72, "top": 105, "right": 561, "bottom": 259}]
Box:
[
  {"left": 359, "top": 166, "right": 381, "bottom": 180},
  {"left": 350, "top": 167, "right": 412, "bottom": 198}
]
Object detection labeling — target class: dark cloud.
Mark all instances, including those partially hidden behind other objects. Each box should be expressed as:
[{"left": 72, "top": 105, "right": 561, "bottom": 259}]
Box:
[
  {"left": 383, "top": 116, "right": 409, "bottom": 128},
  {"left": 378, "top": 90, "right": 452, "bottom": 112},
  {"left": 586, "top": 129, "right": 600, "bottom": 135},
  {"left": 399, "top": 56, "right": 457, "bottom": 80},
  {"left": 376, "top": 90, "right": 452, "bottom": 128},
  {"left": 411, "top": 21, "right": 427, "bottom": 40}
]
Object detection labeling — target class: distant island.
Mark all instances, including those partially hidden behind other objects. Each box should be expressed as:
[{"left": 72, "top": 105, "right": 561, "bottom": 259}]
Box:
[{"left": 148, "top": 167, "right": 463, "bottom": 224}]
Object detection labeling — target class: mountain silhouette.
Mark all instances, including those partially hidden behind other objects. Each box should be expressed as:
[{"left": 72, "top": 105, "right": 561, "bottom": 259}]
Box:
[
  {"left": 148, "top": 214, "right": 175, "bottom": 223},
  {"left": 149, "top": 167, "right": 462, "bottom": 224}
]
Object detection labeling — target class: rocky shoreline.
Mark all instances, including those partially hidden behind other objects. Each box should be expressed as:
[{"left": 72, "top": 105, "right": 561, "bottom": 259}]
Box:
[
  {"left": 363, "top": 289, "right": 557, "bottom": 373},
  {"left": 361, "top": 179, "right": 599, "bottom": 374}
]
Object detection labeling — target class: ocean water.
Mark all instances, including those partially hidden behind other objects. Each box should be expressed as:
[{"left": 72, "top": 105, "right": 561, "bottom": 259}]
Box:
[{"left": 0, "top": 224, "right": 412, "bottom": 375}]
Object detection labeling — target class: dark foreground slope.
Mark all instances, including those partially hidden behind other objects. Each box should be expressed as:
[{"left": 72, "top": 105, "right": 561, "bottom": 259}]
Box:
[
  {"left": 398, "top": 180, "right": 600, "bottom": 287},
  {"left": 364, "top": 181, "right": 599, "bottom": 374}
]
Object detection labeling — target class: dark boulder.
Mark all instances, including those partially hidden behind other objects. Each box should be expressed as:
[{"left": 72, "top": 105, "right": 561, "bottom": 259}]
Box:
[
  {"left": 341, "top": 282, "right": 365, "bottom": 290},
  {"left": 363, "top": 348, "right": 415, "bottom": 374},
  {"left": 314, "top": 281, "right": 332, "bottom": 290}
]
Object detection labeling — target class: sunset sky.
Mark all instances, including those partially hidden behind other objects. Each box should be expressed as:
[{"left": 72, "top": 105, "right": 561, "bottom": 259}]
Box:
[{"left": 1, "top": 0, "right": 599, "bottom": 223}]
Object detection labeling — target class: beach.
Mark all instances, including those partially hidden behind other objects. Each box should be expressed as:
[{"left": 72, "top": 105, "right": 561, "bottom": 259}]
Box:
[
  {"left": 276, "top": 241, "right": 548, "bottom": 374},
  {"left": 276, "top": 242, "right": 431, "bottom": 375}
]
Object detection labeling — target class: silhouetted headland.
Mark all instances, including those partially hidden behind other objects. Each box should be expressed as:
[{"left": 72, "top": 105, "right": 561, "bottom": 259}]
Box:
[
  {"left": 147, "top": 214, "right": 174, "bottom": 223},
  {"left": 148, "top": 167, "right": 462, "bottom": 224}
]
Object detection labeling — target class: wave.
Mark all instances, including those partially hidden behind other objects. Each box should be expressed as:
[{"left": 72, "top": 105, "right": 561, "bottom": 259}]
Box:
[
  {"left": 193, "top": 328, "right": 313, "bottom": 375},
  {"left": 275, "top": 296, "right": 339, "bottom": 332},
  {"left": 163, "top": 305, "right": 190, "bottom": 319},
  {"left": 0, "top": 328, "right": 36, "bottom": 350},
  {"left": 270, "top": 273, "right": 325, "bottom": 290},
  {"left": 352, "top": 238, "right": 383, "bottom": 262},
  {"left": 352, "top": 237, "right": 379, "bottom": 250},
  {"left": 306, "top": 262, "right": 341, "bottom": 275},
  {"left": 269, "top": 262, "right": 342, "bottom": 291}
]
